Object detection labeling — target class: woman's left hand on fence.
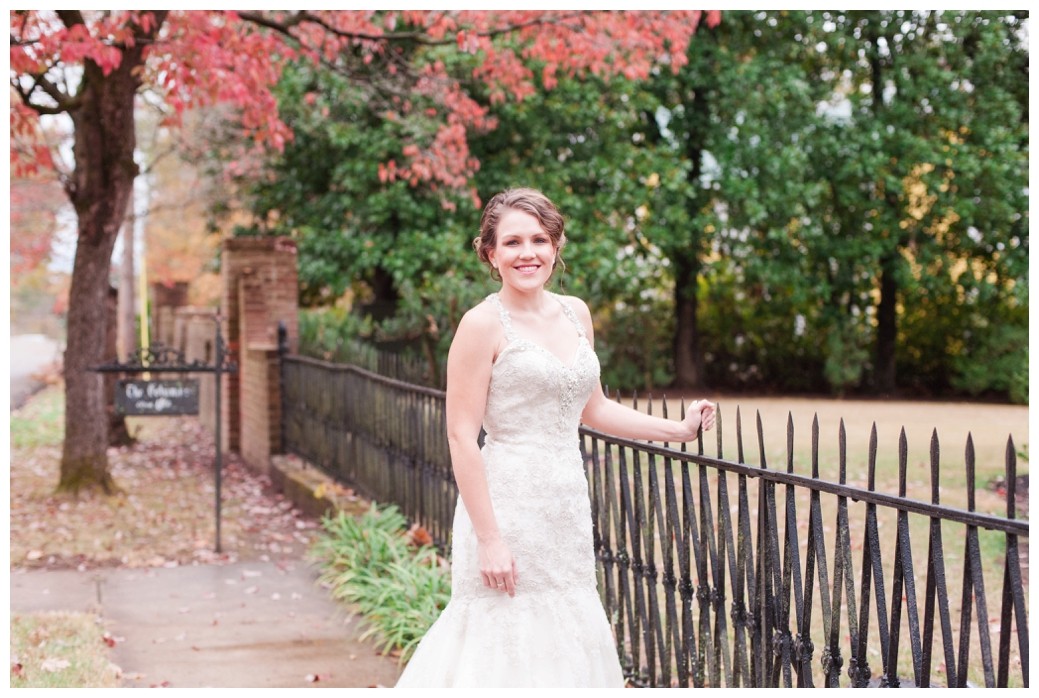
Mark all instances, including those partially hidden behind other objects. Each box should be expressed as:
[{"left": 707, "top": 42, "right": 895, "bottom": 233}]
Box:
[{"left": 684, "top": 400, "right": 716, "bottom": 438}]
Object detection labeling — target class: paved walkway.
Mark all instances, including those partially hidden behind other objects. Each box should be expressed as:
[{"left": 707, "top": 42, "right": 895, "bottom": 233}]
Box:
[
  {"left": 10, "top": 560, "right": 403, "bottom": 688},
  {"left": 9, "top": 333, "right": 60, "bottom": 409}
]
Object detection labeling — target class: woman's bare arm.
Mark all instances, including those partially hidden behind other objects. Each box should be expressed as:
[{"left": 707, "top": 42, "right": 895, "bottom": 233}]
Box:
[
  {"left": 445, "top": 304, "right": 518, "bottom": 596},
  {"left": 568, "top": 297, "right": 716, "bottom": 441}
]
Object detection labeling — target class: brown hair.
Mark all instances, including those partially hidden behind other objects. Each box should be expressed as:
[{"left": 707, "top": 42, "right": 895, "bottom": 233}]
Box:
[{"left": 473, "top": 188, "right": 567, "bottom": 279}]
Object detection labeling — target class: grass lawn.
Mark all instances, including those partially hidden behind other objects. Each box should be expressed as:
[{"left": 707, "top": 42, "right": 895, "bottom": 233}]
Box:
[{"left": 10, "top": 612, "right": 121, "bottom": 688}]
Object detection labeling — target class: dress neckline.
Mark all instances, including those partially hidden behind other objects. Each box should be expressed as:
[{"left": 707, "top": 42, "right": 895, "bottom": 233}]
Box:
[{"left": 489, "top": 292, "right": 587, "bottom": 368}]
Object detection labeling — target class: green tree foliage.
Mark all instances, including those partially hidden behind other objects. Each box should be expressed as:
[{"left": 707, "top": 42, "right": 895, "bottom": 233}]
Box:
[
  {"left": 235, "top": 60, "right": 488, "bottom": 372},
  {"left": 237, "top": 10, "right": 1028, "bottom": 402},
  {"left": 463, "top": 69, "right": 687, "bottom": 390},
  {"left": 639, "top": 11, "right": 834, "bottom": 391},
  {"left": 800, "top": 11, "right": 1029, "bottom": 395}
]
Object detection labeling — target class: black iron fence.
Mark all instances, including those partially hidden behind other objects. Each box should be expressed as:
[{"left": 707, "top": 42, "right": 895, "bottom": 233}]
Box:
[{"left": 280, "top": 352, "right": 1028, "bottom": 688}]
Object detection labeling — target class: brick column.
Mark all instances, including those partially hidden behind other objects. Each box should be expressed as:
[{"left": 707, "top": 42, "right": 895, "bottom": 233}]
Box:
[{"left": 221, "top": 236, "right": 298, "bottom": 464}]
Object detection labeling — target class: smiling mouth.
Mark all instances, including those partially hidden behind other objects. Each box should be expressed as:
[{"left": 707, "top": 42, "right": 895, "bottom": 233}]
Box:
[{"left": 515, "top": 265, "right": 541, "bottom": 273}]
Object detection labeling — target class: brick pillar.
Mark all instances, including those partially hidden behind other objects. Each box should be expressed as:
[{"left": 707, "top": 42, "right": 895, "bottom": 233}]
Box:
[{"left": 221, "top": 236, "right": 298, "bottom": 462}]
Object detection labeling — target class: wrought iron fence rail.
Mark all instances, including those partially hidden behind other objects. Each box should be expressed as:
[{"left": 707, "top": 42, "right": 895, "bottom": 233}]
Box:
[
  {"left": 579, "top": 424, "right": 1028, "bottom": 537},
  {"left": 279, "top": 353, "right": 1028, "bottom": 688},
  {"left": 287, "top": 353, "right": 447, "bottom": 398}
]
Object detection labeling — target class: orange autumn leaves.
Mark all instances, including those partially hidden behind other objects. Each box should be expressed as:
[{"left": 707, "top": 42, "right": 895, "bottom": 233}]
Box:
[{"left": 12, "top": 10, "right": 720, "bottom": 193}]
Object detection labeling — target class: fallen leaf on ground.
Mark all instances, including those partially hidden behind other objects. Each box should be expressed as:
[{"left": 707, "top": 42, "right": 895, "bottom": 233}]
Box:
[{"left": 40, "top": 657, "right": 71, "bottom": 672}]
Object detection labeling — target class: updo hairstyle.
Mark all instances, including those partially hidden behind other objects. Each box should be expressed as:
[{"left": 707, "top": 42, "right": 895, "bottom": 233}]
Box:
[{"left": 473, "top": 188, "right": 567, "bottom": 280}]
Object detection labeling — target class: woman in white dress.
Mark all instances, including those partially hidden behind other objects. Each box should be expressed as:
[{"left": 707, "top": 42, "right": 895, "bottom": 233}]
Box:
[{"left": 395, "top": 188, "right": 715, "bottom": 688}]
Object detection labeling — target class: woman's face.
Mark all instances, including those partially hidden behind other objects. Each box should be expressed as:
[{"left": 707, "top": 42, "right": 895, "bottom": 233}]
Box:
[{"left": 488, "top": 208, "right": 557, "bottom": 292}]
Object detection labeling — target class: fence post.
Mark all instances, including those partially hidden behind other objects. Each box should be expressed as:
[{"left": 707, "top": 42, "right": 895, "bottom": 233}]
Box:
[
  {"left": 277, "top": 321, "right": 288, "bottom": 456},
  {"left": 213, "top": 316, "right": 225, "bottom": 553}
]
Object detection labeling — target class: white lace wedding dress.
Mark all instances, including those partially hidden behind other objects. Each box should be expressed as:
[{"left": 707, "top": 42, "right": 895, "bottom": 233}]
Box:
[{"left": 395, "top": 293, "right": 625, "bottom": 688}]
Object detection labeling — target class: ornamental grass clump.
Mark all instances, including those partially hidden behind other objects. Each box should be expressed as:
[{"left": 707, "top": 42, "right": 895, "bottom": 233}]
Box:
[{"left": 310, "top": 503, "right": 450, "bottom": 662}]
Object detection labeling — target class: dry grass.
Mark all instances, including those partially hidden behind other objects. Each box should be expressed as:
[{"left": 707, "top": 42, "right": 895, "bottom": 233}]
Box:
[{"left": 10, "top": 611, "right": 121, "bottom": 688}]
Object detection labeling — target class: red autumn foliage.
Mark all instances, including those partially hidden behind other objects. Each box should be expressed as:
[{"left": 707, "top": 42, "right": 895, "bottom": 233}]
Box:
[{"left": 11, "top": 10, "right": 720, "bottom": 191}]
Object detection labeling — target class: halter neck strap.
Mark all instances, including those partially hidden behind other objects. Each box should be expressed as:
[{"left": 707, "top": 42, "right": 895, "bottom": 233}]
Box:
[{"left": 487, "top": 292, "right": 585, "bottom": 340}]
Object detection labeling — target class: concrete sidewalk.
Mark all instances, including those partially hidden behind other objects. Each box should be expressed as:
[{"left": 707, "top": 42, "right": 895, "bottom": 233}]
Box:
[{"left": 10, "top": 559, "right": 403, "bottom": 688}]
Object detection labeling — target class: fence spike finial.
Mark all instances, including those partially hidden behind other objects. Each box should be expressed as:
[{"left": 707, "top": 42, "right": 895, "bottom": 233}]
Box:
[
  {"left": 965, "top": 433, "right": 976, "bottom": 512},
  {"left": 787, "top": 411, "right": 795, "bottom": 474},
  {"left": 812, "top": 413, "right": 820, "bottom": 479},
  {"left": 735, "top": 404, "right": 745, "bottom": 464},
  {"left": 714, "top": 402, "right": 722, "bottom": 458},
  {"left": 930, "top": 428, "right": 941, "bottom": 505},
  {"left": 868, "top": 423, "right": 878, "bottom": 491},
  {"left": 1005, "top": 436, "right": 1017, "bottom": 520},
  {"left": 755, "top": 409, "right": 767, "bottom": 469},
  {"left": 838, "top": 418, "right": 847, "bottom": 484},
  {"left": 898, "top": 427, "right": 909, "bottom": 497}
]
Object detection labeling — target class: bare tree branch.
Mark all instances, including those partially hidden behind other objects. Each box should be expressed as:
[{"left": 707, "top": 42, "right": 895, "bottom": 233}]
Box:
[
  {"left": 237, "top": 10, "right": 586, "bottom": 47},
  {"left": 55, "top": 9, "right": 86, "bottom": 29},
  {"left": 11, "top": 78, "right": 73, "bottom": 115},
  {"left": 33, "top": 72, "right": 78, "bottom": 110}
]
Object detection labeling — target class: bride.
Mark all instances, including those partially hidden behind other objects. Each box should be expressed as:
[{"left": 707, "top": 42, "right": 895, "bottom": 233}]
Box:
[{"left": 395, "top": 188, "right": 715, "bottom": 688}]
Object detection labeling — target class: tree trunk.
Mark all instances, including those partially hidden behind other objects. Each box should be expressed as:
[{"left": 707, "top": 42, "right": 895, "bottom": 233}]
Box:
[
  {"left": 58, "top": 42, "right": 149, "bottom": 494},
  {"left": 874, "top": 252, "right": 899, "bottom": 395},
  {"left": 671, "top": 28, "right": 714, "bottom": 392},
  {"left": 672, "top": 254, "right": 706, "bottom": 389},
  {"left": 60, "top": 225, "right": 125, "bottom": 493},
  {"left": 866, "top": 21, "right": 899, "bottom": 397},
  {"left": 118, "top": 194, "right": 136, "bottom": 361}
]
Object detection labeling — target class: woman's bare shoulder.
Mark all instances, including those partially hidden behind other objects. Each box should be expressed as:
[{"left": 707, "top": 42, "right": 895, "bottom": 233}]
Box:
[
  {"left": 452, "top": 297, "right": 503, "bottom": 350},
  {"left": 458, "top": 297, "right": 501, "bottom": 332}
]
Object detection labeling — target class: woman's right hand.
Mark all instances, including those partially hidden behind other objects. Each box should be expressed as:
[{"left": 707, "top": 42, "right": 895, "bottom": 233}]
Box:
[{"left": 478, "top": 536, "right": 518, "bottom": 597}]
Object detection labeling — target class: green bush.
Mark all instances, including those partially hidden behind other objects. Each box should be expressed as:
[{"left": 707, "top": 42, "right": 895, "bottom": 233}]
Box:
[
  {"left": 594, "top": 293, "right": 675, "bottom": 392},
  {"left": 952, "top": 320, "right": 1029, "bottom": 404},
  {"left": 298, "top": 306, "right": 373, "bottom": 361},
  {"left": 824, "top": 321, "right": 871, "bottom": 395},
  {"left": 309, "top": 504, "right": 450, "bottom": 662}
]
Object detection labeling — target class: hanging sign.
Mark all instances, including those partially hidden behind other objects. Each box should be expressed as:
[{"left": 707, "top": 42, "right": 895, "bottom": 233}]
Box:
[{"left": 115, "top": 378, "right": 200, "bottom": 416}]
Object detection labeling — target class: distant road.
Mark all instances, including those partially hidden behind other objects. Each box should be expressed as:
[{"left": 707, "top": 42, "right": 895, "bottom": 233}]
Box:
[{"left": 10, "top": 334, "right": 61, "bottom": 410}]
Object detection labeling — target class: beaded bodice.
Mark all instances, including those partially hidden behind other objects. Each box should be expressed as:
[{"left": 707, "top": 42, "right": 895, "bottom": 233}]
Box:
[{"left": 483, "top": 293, "right": 600, "bottom": 447}]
